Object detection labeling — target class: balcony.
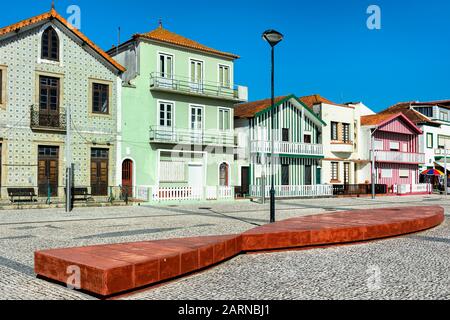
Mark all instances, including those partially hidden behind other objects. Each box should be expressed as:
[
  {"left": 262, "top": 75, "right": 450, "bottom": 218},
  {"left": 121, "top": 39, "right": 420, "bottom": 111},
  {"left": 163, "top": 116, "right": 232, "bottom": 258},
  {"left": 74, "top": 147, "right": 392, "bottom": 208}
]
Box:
[
  {"left": 150, "top": 126, "right": 235, "bottom": 146},
  {"left": 150, "top": 72, "right": 248, "bottom": 102},
  {"left": 30, "top": 106, "right": 66, "bottom": 132},
  {"left": 330, "top": 140, "right": 354, "bottom": 153},
  {"left": 251, "top": 140, "right": 324, "bottom": 157},
  {"left": 372, "top": 150, "right": 425, "bottom": 164}
]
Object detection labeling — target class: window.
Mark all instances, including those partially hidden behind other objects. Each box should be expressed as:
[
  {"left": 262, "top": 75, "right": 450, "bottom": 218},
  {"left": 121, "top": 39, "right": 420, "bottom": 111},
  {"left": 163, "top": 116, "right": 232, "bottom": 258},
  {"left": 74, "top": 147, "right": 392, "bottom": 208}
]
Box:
[
  {"left": 39, "top": 76, "right": 60, "bottom": 112},
  {"left": 92, "top": 83, "right": 109, "bottom": 114},
  {"left": 219, "top": 65, "right": 230, "bottom": 88},
  {"left": 389, "top": 141, "right": 400, "bottom": 151},
  {"left": 160, "top": 161, "right": 185, "bottom": 182},
  {"left": 342, "top": 123, "right": 350, "bottom": 143},
  {"left": 191, "top": 105, "right": 203, "bottom": 130},
  {"left": 159, "top": 102, "right": 173, "bottom": 127},
  {"left": 159, "top": 53, "right": 173, "bottom": 79},
  {"left": 219, "top": 108, "right": 230, "bottom": 131},
  {"left": 427, "top": 133, "right": 433, "bottom": 149},
  {"left": 282, "top": 128, "right": 289, "bottom": 142},
  {"left": 0, "top": 66, "right": 5, "bottom": 107},
  {"left": 219, "top": 163, "right": 229, "bottom": 186},
  {"left": 331, "top": 162, "right": 339, "bottom": 181},
  {"left": 414, "top": 107, "right": 433, "bottom": 117},
  {"left": 438, "top": 135, "right": 450, "bottom": 149},
  {"left": 281, "top": 164, "right": 290, "bottom": 186},
  {"left": 331, "top": 122, "right": 338, "bottom": 141},
  {"left": 374, "top": 140, "right": 383, "bottom": 150},
  {"left": 399, "top": 169, "right": 409, "bottom": 178},
  {"left": 344, "top": 162, "right": 350, "bottom": 185},
  {"left": 304, "top": 134, "right": 312, "bottom": 144},
  {"left": 440, "top": 111, "right": 448, "bottom": 121},
  {"left": 402, "top": 143, "right": 408, "bottom": 152},
  {"left": 381, "top": 169, "right": 393, "bottom": 178},
  {"left": 41, "top": 27, "right": 59, "bottom": 61}
]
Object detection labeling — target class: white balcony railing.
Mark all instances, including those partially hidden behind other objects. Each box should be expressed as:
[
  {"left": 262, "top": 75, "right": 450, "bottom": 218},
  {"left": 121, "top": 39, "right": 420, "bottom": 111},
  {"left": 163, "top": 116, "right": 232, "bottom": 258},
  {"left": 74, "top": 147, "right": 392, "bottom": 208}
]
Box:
[
  {"left": 251, "top": 140, "right": 323, "bottom": 156},
  {"left": 150, "top": 126, "right": 235, "bottom": 146},
  {"left": 250, "top": 185, "right": 333, "bottom": 198},
  {"left": 150, "top": 72, "right": 248, "bottom": 102},
  {"left": 373, "top": 150, "right": 425, "bottom": 163},
  {"left": 330, "top": 141, "right": 354, "bottom": 153}
]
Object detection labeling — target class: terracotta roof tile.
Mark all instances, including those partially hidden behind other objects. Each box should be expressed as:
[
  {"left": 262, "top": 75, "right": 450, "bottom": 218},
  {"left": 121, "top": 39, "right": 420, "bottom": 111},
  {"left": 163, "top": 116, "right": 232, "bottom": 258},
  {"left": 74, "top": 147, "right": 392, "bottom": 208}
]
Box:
[
  {"left": 234, "top": 96, "right": 288, "bottom": 118},
  {"left": 0, "top": 9, "right": 125, "bottom": 72},
  {"left": 360, "top": 113, "right": 401, "bottom": 126},
  {"left": 379, "top": 102, "right": 439, "bottom": 125},
  {"left": 136, "top": 26, "right": 239, "bottom": 60}
]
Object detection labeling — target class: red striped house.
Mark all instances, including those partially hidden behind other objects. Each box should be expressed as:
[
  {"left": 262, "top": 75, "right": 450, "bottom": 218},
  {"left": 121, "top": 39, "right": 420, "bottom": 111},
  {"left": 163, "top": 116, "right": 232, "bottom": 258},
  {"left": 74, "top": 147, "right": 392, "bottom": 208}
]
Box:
[{"left": 361, "top": 113, "right": 428, "bottom": 194}]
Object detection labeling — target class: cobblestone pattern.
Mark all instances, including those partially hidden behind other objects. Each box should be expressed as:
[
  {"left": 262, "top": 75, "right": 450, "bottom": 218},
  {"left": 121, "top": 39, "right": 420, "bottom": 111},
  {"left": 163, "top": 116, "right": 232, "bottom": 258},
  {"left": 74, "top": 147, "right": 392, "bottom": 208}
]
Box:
[{"left": 0, "top": 195, "right": 448, "bottom": 300}]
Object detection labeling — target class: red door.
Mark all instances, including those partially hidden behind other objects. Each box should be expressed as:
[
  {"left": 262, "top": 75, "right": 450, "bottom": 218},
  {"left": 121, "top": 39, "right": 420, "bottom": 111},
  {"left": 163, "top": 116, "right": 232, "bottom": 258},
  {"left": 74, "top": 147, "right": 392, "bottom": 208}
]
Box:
[{"left": 122, "top": 160, "right": 133, "bottom": 197}]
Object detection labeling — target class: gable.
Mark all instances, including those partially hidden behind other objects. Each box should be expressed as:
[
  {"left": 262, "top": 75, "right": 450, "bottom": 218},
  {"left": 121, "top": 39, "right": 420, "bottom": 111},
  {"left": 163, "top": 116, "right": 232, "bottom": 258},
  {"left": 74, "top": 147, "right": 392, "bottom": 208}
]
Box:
[{"left": 378, "top": 116, "right": 419, "bottom": 135}]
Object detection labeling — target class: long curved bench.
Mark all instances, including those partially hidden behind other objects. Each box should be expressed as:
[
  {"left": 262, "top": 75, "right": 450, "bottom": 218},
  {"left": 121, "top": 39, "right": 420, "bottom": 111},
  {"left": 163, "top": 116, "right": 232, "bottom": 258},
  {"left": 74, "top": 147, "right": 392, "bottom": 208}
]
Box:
[{"left": 34, "top": 206, "right": 445, "bottom": 297}]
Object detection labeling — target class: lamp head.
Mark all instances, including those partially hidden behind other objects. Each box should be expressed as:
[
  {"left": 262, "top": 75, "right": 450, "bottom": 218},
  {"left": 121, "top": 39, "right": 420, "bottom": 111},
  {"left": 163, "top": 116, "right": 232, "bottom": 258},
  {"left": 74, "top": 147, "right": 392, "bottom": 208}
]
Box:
[{"left": 262, "top": 29, "right": 284, "bottom": 47}]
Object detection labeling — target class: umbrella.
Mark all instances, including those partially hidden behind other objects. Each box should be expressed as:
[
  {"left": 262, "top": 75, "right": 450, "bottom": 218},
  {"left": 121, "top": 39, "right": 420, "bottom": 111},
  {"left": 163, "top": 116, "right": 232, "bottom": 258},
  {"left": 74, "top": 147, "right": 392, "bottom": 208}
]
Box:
[{"left": 421, "top": 169, "right": 444, "bottom": 176}]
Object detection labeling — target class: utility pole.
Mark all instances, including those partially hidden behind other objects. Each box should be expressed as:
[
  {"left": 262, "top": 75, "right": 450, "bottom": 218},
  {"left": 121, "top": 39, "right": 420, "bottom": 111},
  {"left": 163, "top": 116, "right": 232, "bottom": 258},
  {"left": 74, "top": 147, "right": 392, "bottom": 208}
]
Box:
[{"left": 65, "top": 105, "right": 72, "bottom": 213}]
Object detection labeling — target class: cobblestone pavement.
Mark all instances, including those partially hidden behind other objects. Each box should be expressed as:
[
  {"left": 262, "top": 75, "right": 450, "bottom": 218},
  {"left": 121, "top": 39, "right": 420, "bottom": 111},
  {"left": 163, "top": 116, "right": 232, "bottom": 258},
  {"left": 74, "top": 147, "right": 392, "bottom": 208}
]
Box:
[{"left": 0, "top": 195, "right": 448, "bottom": 300}]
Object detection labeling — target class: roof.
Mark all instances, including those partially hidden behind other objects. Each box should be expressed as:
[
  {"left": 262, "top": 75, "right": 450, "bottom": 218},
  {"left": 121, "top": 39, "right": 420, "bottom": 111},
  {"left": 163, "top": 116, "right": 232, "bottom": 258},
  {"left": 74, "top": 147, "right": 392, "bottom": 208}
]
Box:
[
  {"left": 234, "top": 94, "right": 327, "bottom": 126},
  {"left": 0, "top": 9, "right": 125, "bottom": 73},
  {"left": 379, "top": 102, "right": 440, "bottom": 126},
  {"left": 234, "top": 96, "right": 288, "bottom": 118},
  {"left": 360, "top": 112, "right": 422, "bottom": 134},
  {"left": 134, "top": 25, "right": 239, "bottom": 60},
  {"left": 298, "top": 94, "right": 352, "bottom": 109}
]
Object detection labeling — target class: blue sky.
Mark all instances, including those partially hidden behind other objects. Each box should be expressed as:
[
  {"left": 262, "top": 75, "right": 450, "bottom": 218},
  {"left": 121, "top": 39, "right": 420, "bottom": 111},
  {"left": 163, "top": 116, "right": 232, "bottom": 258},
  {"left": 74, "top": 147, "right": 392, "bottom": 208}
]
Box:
[{"left": 2, "top": 0, "right": 450, "bottom": 111}]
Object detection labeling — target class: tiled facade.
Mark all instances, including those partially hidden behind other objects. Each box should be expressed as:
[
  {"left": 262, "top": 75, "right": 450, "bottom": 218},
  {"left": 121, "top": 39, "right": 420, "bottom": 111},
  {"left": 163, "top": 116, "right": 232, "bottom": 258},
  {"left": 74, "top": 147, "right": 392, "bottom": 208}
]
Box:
[{"left": 0, "top": 14, "right": 122, "bottom": 199}]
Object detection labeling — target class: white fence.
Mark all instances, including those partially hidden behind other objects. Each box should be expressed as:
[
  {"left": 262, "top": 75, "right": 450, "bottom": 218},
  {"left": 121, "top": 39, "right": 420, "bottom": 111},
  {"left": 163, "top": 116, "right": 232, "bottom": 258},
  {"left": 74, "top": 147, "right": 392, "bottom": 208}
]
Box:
[
  {"left": 250, "top": 185, "right": 333, "bottom": 198},
  {"left": 395, "top": 183, "right": 432, "bottom": 194},
  {"left": 134, "top": 186, "right": 235, "bottom": 202}
]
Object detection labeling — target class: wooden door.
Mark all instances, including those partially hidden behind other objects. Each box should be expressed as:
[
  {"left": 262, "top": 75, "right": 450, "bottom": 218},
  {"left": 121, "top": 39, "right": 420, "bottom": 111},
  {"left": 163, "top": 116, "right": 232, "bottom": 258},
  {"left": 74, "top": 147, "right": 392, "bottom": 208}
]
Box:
[
  {"left": 122, "top": 159, "right": 133, "bottom": 197},
  {"left": 38, "top": 146, "right": 59, "bottom": 197},
  {"left": 91, "top": 149, "right": 109, "bottom": 196},
  {"left": 39, "top": 76, "right": 60, "bottom": 127}
]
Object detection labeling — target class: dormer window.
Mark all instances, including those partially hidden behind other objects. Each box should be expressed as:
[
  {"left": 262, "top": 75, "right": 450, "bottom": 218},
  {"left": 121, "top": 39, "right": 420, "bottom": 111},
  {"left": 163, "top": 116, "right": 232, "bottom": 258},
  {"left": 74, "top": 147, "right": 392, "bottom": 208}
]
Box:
[{"left": 41, "top": 27, "right": 59, "bottom": 61}]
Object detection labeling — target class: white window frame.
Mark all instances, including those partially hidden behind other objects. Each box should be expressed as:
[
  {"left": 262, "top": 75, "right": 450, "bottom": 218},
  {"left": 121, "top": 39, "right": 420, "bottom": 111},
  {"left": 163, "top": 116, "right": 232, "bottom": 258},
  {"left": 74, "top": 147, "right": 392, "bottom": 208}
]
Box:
[
  {"left": 157, "top": 51, "right": 175, "bottom": 78},
  {"left": 37, "top": 23, "right": 64, "bottom": 66},
  {"left": 157, "top": 100, "right": 175, "bottom": 128},
  {"left": 381, "top": 168, "right": 393, "bottom": 178},
  {"left": 399, "top": 169, "right": 409, "bottom": 178},
  {"left": 374, "top": 140, "right": 384, "bottom": 150},
  {"left": 389, "top": 141, "right": 400, "bottom": 151},
  {"left": 189, "top": 104, "right": 205, "bottom": 131},
  {"left": 189, "top": 58, "right": 205, "bottom": 86},
  {"left": 218, "top": 64, "right": 232, "bottom": 88},
  {"left": 218, "top": 107, "right": 232, "bottom": 131}
]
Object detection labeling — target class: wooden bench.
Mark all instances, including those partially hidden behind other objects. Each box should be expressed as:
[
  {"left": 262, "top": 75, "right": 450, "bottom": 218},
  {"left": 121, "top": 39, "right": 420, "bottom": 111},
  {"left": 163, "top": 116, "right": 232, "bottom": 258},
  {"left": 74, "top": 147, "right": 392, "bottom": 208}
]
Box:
[
  {"left": 8, "top": 188, "right": 38, "bottom": 203},
  {"left": 65, "top": 187, "right": 93, "bottom": 202}
]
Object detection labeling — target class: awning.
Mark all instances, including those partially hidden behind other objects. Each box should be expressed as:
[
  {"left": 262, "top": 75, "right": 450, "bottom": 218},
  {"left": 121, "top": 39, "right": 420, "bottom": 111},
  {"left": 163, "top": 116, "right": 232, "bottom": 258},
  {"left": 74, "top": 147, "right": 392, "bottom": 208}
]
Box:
[{"left": 434, "top": 161, "right": 450, "bottom": 172}]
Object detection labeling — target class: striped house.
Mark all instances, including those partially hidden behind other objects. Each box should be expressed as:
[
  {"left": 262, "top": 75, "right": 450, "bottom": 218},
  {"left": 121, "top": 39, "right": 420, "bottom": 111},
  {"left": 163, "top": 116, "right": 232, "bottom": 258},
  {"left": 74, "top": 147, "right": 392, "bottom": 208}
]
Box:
[
  {"left": 360, "top": 113, "right": 430, "bottom": 194},
  {"left": 234, "top": 95, "right": 333, "bottom": 198}
]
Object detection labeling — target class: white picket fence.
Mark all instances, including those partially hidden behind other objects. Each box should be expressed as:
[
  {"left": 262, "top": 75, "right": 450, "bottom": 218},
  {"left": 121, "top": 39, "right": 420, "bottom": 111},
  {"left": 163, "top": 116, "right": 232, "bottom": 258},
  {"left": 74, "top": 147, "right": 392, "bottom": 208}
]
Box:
[
  {"left": 133, "top": 186, "right": 235, "bottom": 202},
  {"left": 395, "top": 183, "right": 432, "bottom": 194},
  {"left": 250, "top": 185, "right": 333, "bottom": 198}
]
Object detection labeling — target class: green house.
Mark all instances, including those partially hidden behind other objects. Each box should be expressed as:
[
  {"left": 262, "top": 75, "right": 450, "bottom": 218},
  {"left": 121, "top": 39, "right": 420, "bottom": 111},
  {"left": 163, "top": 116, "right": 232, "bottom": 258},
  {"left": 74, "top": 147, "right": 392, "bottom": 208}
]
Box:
[{"left": 108, "top": 24, "right": 248, "bottom": 202}]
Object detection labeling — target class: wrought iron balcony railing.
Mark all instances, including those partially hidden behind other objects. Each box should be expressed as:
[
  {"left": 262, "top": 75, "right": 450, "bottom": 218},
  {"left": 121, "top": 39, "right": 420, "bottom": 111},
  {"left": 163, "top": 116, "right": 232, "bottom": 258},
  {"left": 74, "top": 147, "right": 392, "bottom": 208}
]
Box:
[
  {"left": 150, "top": 72, "right": 248, "bottom": 102},
  {"left": 30, "top": 106, "right": 66, "bottom": 131}
]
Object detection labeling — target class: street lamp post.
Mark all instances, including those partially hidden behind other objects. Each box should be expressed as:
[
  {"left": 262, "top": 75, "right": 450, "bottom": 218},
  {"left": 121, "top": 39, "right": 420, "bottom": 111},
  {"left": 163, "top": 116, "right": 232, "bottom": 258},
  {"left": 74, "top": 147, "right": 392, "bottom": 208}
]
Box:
[{"left": 262, "top": 29, "right": 283, "bottom": 223}]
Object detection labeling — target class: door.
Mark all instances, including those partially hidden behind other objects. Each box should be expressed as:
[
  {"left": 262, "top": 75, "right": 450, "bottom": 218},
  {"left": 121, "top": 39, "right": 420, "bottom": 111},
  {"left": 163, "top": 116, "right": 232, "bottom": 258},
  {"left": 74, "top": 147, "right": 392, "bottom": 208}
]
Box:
[
  {"left": 190, "top": 106, "right": 203, "bottom": 143},
  {"left": 190, "top": 59, "right": 203, "bottom": 92},
  {"left": 188, "top": 164, "right": 203, "bottom": 196},
  {"left": 122, "top": 159, "right": 133, "bottom": 197},
  {"left": 219, "top": 163, "right": 229, "bottom": 186},
  {"left": 281, "top": 164, "right": 290, "bottom": 186},
  {"left": 305, "top": 165, "right": 312, "bottom": 186},
  {"left": 91, "top": 148, "right": 109, "bottom": 196},
  {"left": 38, "top": 146, "right": 59, "bottom": 197},
  {"left": 159, "top": 53, "right": 173, "bottom": 88},
  {"left": 241, "top": 166, "right": 250, "bottom": 195},
  {"left": 39, "top": 76, "right": 60, "bottom": 127},
  {"left": 344, "top": 162, "right": 350, "bottom": 185}
]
